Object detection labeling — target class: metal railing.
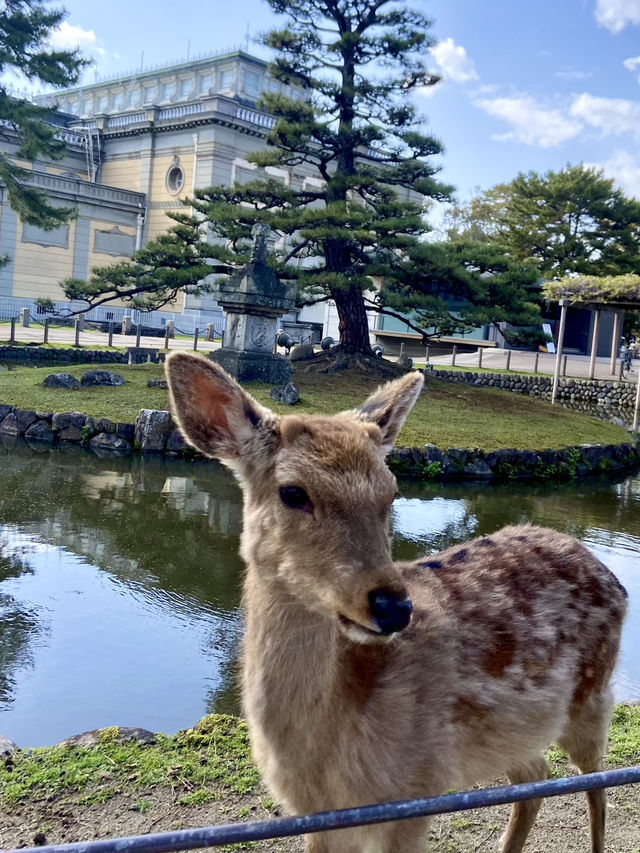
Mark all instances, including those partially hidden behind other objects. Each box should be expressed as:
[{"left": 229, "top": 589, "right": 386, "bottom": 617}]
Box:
[{"left": 5, "top": 765, "right": 640, "bottom": 853}]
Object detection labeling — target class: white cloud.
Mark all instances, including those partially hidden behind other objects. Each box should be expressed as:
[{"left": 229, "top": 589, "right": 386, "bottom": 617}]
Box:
[
  {"left": 624, "top": 55, "right": 640, "bottom": 82},
  {"left": 555, "top": 69, "right": 594, "bottom": 80},
  {"left": 570, "top": 93, "right": 640, "bottom": 140},
  {"left": 49, "top": 21, "right": 105, "bottom": 56},
  {"left": 586, "top": 150, "right": 640, "bottom": 198},
  {"left": 430, "top": 38, "right": 478, "bottom": 84},
  {"left": 595, "top": 0, "right": 640, "bottom": 33},
  {"left": 474, "top": 95, "right": 582, "bottom": 148}
]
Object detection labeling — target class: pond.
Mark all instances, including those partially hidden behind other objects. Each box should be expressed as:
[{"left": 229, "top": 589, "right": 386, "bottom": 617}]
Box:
[{"left": 0, "top": 440, "right": 639, "bottom": 747}]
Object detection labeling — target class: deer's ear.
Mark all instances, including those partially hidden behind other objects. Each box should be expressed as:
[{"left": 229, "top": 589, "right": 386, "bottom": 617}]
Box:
[
  {"left": 165, "top": 353, "right": 276, "bottom": 463},
  {"left": 355, "top": 371, "right": 424, "bottom": 454}
]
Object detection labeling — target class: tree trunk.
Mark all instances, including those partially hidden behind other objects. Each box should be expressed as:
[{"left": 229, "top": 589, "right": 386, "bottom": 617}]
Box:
[{"left": 331, "top": 286, "right": 373, "bottom": 355}]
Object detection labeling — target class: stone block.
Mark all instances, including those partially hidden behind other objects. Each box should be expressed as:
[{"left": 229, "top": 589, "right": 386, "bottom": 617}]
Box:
[
  {"left": 135, "top": 409, "right": 174, "bottom": 452},
  {"left": 209, "top": 349, "right": 292, "bottom": 384}
]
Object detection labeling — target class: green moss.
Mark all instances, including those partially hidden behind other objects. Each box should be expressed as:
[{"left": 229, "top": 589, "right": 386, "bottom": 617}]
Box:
[{"left": 0, "top": 715, "right": 259, "bottom": 807}]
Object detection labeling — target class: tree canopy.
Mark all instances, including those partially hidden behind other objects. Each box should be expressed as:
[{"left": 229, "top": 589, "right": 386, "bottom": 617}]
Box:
[
  {"left": 1, "top": 0, "right": 88, "bottom": 229},
  {"left": 445, "top": 164, "right": 640, "bottom": 278}
]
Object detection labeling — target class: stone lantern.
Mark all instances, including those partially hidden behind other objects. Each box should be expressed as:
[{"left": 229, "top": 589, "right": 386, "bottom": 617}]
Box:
[{"left": 209, "top": 224, "right": 296, "bottom": 383}]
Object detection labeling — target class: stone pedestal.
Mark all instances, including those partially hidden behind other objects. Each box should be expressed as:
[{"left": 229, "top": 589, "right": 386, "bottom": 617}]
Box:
[{"left": 209, "top": 232, "right": 296, "bottom": 383}]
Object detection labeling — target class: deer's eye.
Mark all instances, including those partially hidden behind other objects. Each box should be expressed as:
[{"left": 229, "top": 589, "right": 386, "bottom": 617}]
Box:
[{"left": 279, "top": 486, "right": 313, "bottom": 513}]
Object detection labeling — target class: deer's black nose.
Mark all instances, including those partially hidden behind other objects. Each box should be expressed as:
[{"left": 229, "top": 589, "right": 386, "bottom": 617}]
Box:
[{"left": 368, "top": 589, "right": 413, "bottom": 634}]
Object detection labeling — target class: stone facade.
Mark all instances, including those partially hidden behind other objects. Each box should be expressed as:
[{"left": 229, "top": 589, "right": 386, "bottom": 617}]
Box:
[{"left": 3, "top": 51, "right": 311, "bottom": 318}]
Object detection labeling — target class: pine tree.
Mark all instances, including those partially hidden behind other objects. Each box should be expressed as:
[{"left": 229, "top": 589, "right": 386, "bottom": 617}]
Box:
[
  {"left": 1, "top": 0, "right": 89, "bottom": 229},
  {"left": 65, "top": 0, "right": 454, "bottom": 354}
]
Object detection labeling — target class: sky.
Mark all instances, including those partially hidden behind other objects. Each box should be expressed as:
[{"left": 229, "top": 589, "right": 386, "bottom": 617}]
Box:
[{"left": 21, "top": 0, "right": 640, "bottom": 206}]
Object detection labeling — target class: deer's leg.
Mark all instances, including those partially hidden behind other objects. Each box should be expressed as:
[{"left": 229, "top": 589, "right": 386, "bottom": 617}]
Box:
[
  {"left": 499, "top": 756, "right": 550, "bottom": 853},
  {"left": 558, "top": 692, "right": 613, "bottom": 853},
  {"left": 385, "top": 816, "right": 431, "bottom": 852}
]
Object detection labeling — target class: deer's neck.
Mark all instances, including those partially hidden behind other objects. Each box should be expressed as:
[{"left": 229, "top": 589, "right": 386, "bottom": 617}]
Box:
[{"left": 242, "top": 566, "right": 337, "bottom": 727}]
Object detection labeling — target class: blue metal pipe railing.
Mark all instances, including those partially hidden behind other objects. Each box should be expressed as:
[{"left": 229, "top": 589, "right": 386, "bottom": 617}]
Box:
[{"left": 6, "top": 765, "right": 640, "bottom": 853}]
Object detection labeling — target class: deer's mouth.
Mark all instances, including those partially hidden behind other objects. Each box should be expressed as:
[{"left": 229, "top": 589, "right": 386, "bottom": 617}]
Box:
[{"left": 338, "top": 614, "right": 390, "bottom": 645}]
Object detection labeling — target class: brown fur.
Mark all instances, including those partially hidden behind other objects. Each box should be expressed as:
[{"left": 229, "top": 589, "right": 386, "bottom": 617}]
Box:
[{"left": 165, "top": 353, "right": 627, "bottom": 853}]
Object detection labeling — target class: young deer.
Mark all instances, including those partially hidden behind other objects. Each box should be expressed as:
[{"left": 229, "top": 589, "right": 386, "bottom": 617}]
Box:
[{"left": 166, "top": 353, "right": 628, "bottom": 853}]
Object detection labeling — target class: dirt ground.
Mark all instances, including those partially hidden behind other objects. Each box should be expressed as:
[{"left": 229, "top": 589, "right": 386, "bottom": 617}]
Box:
[{"left": 2, "top": 769, "right": 639, "bottom": 852}]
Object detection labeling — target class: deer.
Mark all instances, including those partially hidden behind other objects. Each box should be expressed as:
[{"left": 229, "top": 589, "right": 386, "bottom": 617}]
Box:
[{"left": 165, "top": 352, "right": 628, "bottom": 853}]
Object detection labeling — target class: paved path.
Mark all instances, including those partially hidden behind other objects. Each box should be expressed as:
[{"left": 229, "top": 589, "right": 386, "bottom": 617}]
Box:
[
  {"left": 421, "top": 347, "right": 639, "bottom": 385},
  {"left": 3, "top": 324, "right": 640, "bottom": 386}
]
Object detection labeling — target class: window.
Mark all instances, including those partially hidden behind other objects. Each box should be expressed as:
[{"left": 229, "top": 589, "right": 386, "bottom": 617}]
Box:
[
  {"left": 220, "top": 69, "right": 234, "bottom": 90},
  {"left": 198, "top": 74, "right": 213, "bottom": 94},
  {"left": 245, "top": 70, "right": 261, "bottom": 97},
  {"left": 143, "top": 85, "right": 156, "bottom": 103},
  {"left": 179, "top": 79, "right": 193, "bottom": 98},
  {"left": 166, "top": 163, "right": 185, "bottom": 194},
  {"left": 160, "top": 81, "right": 174, "bottom": 101},
  {"left": 97, "top": 95, "right": 108, "bottom": 112}
]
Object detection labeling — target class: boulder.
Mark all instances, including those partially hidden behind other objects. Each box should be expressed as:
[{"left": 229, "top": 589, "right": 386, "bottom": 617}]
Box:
[
  {"left": 135, "top": 409, "right": 174, "bottom": 452},
  {"left": 116, "top": 422, "right": 135, "bottom": 442},
  {"left": 0, "top": 735, "right": 18, "bottom": 757},
  {"left": 289, "top": 343, "right": 315, "bottom": 362},
  {"left": 24, "top": 420, "right": 54, "bottom": 443},
  {"left": 43, "top": 372, "right": 80, "bottom": 390},
  {"left": 147, "top": 378, "right": 168, "bottom": 389},
  {"left": 56, "top": 726, "right": 156, "bottom": 748},
  {"left": 80, "top": 370, "right": 125, "bottom": 387},
  {"left": 269, "top": 382, "right": 300, "bottom": 405},
  {"left": 462, "top": 459, "right": 494, "bottom": 480},
  {"left": 0, "top": 410, "right": 37, "bottom": 435},
  {"left": 0, "top": 405, "right": 13, "bottom": 420},
  {"left": 96, "top": 417, "right": 116, "bottom": 434},
  {"left": 166, "top": 428, "right": 187, "bottom": 453},
  {"left": 52, "top": 412, "right": 86, "bottom": 432},
  {"left": 89, "top": 433, "right": 132, "bottom": 453}
]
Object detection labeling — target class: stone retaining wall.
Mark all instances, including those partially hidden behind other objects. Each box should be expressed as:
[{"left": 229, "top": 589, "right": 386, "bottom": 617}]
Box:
[
  {"left": 1, "top": 401, "right": 639, "bottom": 482},
  {"left": 432, "top": 369, "right": 637, "bottom": 415},
  {"left": 0, "top": 345, "right": 127, "bottom": 364}
]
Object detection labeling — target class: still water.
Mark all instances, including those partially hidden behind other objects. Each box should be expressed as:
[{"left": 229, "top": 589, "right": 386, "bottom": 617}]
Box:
[{"left": 0, "top": 440, "right": 639, "bottom": 747}]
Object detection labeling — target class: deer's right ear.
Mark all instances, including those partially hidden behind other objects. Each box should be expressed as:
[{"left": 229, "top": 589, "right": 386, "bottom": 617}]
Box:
[{"left": 165, "top": 353, "right": 276, "bottom": 463}]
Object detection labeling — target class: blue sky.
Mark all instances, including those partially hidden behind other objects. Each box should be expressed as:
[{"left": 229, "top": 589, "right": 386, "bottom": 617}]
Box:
[{"left": 38, "top": 0, "right": 640, "bottom": 204}]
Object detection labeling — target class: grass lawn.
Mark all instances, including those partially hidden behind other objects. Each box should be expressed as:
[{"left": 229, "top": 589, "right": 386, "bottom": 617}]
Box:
[{"left": 0, "top": 361, "right": 631, "bottom": 451}]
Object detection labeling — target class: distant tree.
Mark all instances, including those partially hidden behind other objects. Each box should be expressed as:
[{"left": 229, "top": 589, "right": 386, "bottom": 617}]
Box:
[
  {"left": 374, "top": 239, "right": 541, "bottom": 339},
  {"left": 444, "top": 165, "right": 640, "bottom": 277},
  {"left": 0, "top": 0, "right": 89, "bottom": 229},
  {"left": 63, "top": 0, "right": 454, "bottom": 355}
]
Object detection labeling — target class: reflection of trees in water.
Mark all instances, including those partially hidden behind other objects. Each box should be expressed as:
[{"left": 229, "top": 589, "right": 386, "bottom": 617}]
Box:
[
  {"left": 0, "top": 443, "right": 247, "bottom": 715},
  {"left": 394, "top": 475, "right": 640, "bottom": 561},
  {"left": 0, "top": 546, "right": 45, "bottom": 707},
  {"left": 0, "top": 445, "right": 245, "bottom": 610}
]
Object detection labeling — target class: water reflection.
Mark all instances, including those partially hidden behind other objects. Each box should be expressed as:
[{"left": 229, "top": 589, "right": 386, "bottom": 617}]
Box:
[{"left": 0, "top": 440, "right": 639, "bottom": 747}]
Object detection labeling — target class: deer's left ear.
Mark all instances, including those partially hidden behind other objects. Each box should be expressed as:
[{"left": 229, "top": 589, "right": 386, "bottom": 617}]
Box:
[
  {"left": 165, "top": 352, "right": 278, "bottom": 466},
  {"left": 354, "top": 371, "right": 424, "bottom": 454}
]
